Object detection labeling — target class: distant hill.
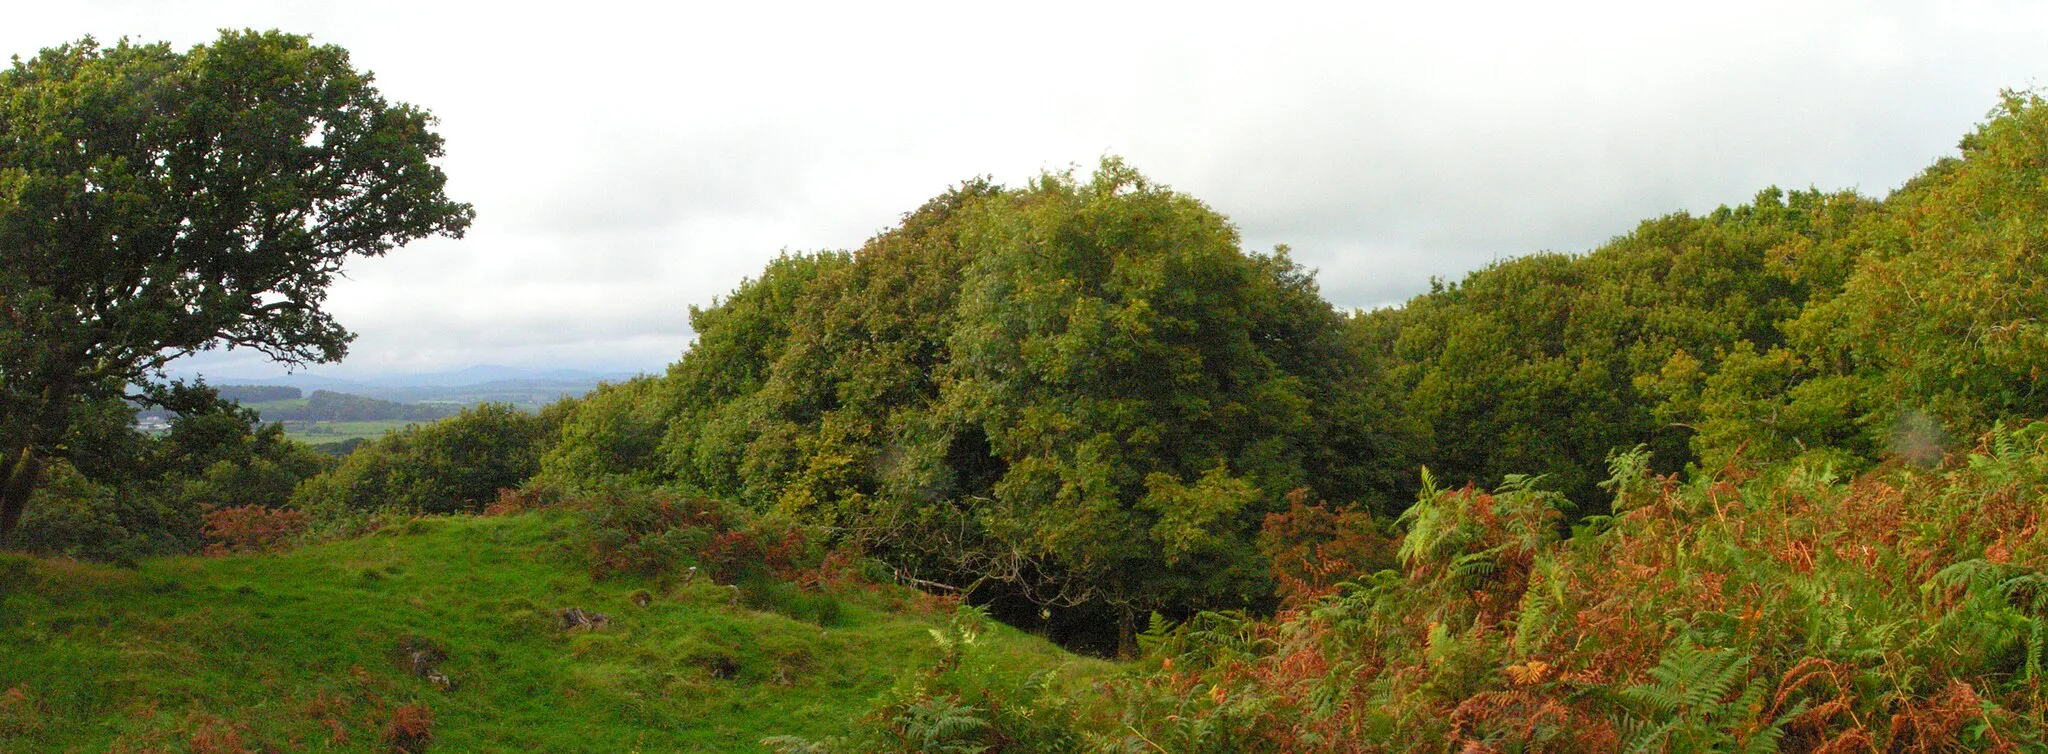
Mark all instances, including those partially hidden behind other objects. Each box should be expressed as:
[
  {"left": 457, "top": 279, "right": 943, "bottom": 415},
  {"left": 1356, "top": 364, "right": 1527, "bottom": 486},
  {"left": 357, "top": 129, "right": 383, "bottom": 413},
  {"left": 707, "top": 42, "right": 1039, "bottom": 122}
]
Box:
[
  {"left": 201, "top": 364, "right": 639, "bottom": 389},
  {"left": 213, "top": 385, "right": 301, "bottom": 403},
  {"left": 192, "top": 366, "right": 646, "bottom": 409},
  {"left": 258, "top": 390, "right": 460, "bottom": 422}
]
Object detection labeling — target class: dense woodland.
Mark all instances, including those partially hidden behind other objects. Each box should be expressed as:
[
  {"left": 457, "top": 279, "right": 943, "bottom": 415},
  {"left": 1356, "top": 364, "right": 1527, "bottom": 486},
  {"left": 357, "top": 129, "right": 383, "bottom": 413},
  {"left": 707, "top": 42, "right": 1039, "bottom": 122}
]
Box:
[{"left": 13, "top": 79, "right": 2048, "bottom": 750}]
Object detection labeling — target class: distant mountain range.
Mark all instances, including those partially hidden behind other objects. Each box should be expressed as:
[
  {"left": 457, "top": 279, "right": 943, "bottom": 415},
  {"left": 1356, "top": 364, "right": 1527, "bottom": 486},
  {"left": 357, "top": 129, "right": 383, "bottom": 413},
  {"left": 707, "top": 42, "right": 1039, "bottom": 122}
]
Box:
[
  {"left": 199, "top": 365, "right": 643, "bottom": 389},
  {"left": 191, "top": 365, "right": 649, "bottom": 406}
]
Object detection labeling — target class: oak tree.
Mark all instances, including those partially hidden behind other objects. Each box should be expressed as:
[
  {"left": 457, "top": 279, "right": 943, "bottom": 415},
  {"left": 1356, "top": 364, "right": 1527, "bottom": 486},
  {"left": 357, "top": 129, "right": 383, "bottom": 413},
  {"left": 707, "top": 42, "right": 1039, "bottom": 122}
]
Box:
[{"left": 0, "top": 30, "right": 472, "bottom": 543}]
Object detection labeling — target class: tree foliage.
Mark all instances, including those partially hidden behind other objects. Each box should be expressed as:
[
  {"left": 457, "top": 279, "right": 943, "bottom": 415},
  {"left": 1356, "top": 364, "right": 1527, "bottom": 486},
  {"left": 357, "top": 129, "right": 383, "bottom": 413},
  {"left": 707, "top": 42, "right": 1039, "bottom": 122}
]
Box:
[
  {"left": 0, "top": 30, "right": 470, "bottom": 542},
  {"left": 1786, "top": 91, "right": 2048, "bottom": 450},
  {"left": 1651, "top": 92, "right": 2048, "bottom": 473},
  {"left": 1364, "top": 187, "right": 1876, "bottom": 510},
  {"left": 13, "top": 388, "right": 328, "bottom": 561},
  {"left": 538, "top": 376, "right": 668, "bottom": 488},
  {"left": 551, "top": 161, "right": 1416, "bottom": 646},
  {"left": 13, "top": 63, "right": 2048, "bottom": 750},
  {"left": 294, "top": 403, "right": 548, "bottom": 516}
]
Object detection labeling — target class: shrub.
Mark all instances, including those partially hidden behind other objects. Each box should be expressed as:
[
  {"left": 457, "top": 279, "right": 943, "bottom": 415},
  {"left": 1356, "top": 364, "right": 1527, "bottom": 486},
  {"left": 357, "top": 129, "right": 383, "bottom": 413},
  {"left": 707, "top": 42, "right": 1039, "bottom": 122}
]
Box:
[
  {"left": 535, "top": 376, "right": 669, "bottom": 488},
  {"left": 577, "top": 484, "right": 819, "bottom": 585},
  {"left": 294, "top": 403, "right": 547, "bottom": 517},
  {"left": 1257, "top": 488, "right": 1394, "bottom": 607},
  {"left": 578, "top": 486, "right": 730, "bottom": 582},
  {"left": 202, "top": 505, "right": 310, "bottom": 555},
  {"left": 13, "top": 459, "right": 203, "bottom": 563}
]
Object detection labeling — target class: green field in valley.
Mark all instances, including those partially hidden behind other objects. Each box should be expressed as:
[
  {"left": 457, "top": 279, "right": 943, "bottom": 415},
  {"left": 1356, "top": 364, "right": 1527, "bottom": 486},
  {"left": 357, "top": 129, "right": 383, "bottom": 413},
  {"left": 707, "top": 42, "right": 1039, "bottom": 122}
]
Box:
[{"left": 279, "top": 420, "right": 417, "bottom": 446}]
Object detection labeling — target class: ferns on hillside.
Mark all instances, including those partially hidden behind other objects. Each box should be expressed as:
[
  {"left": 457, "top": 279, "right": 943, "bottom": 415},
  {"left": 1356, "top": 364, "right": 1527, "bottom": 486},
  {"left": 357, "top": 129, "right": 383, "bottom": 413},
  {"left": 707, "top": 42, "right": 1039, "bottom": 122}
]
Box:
[
  {"left": 1075, "top": 422, "right": 2048, "bottom": 751},
  {"left": 1615, "top": 640, "right": 1799, "bottom": 754}
]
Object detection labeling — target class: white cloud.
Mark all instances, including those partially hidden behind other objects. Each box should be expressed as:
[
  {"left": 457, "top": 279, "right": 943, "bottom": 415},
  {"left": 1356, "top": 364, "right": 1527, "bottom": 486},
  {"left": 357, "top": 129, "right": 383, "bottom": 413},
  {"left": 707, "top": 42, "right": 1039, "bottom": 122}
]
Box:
[{"left": 7, "top": 0, "right": 2047, "bottom": 377}]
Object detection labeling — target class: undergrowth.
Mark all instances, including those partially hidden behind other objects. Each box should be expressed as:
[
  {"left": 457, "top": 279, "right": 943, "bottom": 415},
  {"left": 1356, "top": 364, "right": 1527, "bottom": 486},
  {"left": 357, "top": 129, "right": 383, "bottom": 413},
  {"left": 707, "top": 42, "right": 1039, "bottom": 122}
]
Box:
[
  {"left": 17, "top": 423, "right": 2048, "bottom": 751},
  {"left": 1089, "top": 423, "right": 2048, "bottom": 751}
]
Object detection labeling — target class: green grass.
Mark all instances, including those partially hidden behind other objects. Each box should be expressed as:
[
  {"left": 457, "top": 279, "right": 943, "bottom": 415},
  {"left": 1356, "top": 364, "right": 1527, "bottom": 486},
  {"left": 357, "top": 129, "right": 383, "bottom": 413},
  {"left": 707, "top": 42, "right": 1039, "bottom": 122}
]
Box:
[
  {"left": 278, "top": 419, "right": 416, "bottom": 445},
  {"left": 239, "top": 398, "right": 311, "bottom": 414},
  {"left": 0, "top": 512, "right": 1106, "bottom": 753}
]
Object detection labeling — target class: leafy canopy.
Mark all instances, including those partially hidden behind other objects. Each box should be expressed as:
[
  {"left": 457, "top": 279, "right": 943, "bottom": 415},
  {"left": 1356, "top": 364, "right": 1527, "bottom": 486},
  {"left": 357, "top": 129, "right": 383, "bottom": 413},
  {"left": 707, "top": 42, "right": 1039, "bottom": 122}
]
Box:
[
  {"left": 0, "top": 30, "right": 470, "bottom": 541},
  {"left": 543, "top": 160, "right": 1412, "bottom": 646}
]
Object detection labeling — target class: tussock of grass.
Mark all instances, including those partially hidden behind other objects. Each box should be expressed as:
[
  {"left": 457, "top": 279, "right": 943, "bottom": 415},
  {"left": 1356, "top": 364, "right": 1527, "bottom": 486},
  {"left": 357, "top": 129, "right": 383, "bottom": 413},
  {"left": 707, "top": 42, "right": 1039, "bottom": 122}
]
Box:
[{"left": 0, "top": 511, "right": 1105, "bottom": 753}]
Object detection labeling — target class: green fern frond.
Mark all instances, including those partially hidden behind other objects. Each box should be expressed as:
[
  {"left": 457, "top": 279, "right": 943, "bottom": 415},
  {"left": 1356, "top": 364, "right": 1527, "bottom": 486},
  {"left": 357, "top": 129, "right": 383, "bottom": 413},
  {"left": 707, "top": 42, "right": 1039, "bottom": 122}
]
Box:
[{"left": 1618, "top": 640, "right": 1783, "bottom": 753}]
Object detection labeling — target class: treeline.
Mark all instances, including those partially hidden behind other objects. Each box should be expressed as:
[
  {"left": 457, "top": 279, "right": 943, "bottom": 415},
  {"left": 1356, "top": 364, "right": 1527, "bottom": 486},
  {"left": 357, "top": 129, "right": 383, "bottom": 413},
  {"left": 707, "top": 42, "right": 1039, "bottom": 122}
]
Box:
[
  {"left": 215, "top": 385, "right": 301, "bottom": 403},
  {"left": 16, "top": 394, "right": 552, "bottom": 561},
  {"left": 759, "top": 90, "right": 2048, "bottom": 752},
  {"left": 531, "top": 164, "right": 1411, "bottom": 651},
  {"left": 527, "top": 92, "right": 2048, "bottom": 653},
  {"left": 1371, "top": 93, "right": 2048, "bottom": 507},
  {"left": 259, "top": 390, "right": 461, "bottom": 422},
  {"left": 134, "top": 387, "right": 459, "bottom": 424},
  {"left": 13, "top": 395, "right": 329, "bottom": 563},
  {"left": 20, "top": 90, "right": 2048, "bottom": 691}
]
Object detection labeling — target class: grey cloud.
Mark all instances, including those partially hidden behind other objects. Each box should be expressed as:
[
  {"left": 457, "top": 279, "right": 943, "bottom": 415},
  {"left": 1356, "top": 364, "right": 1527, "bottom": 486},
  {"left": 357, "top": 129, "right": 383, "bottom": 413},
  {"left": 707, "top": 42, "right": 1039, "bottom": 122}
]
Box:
[{"left": 11, "top": 1, "right": 2048, "bottom": 378}]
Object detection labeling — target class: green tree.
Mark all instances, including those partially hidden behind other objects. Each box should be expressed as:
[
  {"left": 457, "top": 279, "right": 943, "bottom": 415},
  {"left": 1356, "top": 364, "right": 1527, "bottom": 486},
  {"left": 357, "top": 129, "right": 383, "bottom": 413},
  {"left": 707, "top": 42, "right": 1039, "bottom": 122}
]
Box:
[
  {"left": 1666, "top": 92, "right": 2048, "bottom": 471},
  {"left": 0, "top": 31, "right": 471, "bottom": 544},
  {"left": 295, "top": 403, "right": 546, "bottom": 516},
  {"left": 932, "top": 162, "right": 1391, "bottom": 649},
  {"left": 1370, "top": 187, "right": 1873, "bottom": 510},
  {"left": 1784, "top": 92, "right": 2048, "bottom": 452},
  {"left": 539, "top": 376, "right": 669, "bottom": 488},
  {"left": 653, "top": 161, "right": 1411, "bottom": 651},
  {"left": 12, "top": 385, "right": 331, "bottom": 560},
  {"left": 659, "top": 250, "right": 854, "bottom": 497}
]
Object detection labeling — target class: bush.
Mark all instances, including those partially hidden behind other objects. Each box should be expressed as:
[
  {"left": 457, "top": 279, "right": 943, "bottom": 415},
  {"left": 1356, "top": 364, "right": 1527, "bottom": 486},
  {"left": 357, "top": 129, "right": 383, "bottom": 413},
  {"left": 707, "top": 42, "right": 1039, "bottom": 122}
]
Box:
[
  {"left": 13, "top": 459, "right": 202, "bottom": 563},
  {"left": 535, "top": 376, "right": 669, "bottom": 488},
  {"left": 576, "top": 484, "right": 821, "bottom": 586},
  {"left": 9, "top": 395, "right": 329, "bottom": 562},
  {"left": 1257, "top": 488, "right": 1394, "bottom": 607},
  {"left": 578, "top": 486, "right": 731, "bottom": 582},
  {"left": 294, "top": 403, "right": 548, "bottom": 517},
  {"left": 202, "top": 505, "right": 310, "bottom": 554}
]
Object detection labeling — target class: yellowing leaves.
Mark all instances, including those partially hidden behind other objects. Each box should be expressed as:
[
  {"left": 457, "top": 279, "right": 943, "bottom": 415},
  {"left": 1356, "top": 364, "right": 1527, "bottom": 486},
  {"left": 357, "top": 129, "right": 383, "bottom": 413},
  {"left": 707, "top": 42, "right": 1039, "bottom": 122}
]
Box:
[
  {"left": 1504, "top": 659, "right": 1552, "bottom": 686},
  {"left": 1139, "top": 464, "right": 1259, "bottom": 566}
]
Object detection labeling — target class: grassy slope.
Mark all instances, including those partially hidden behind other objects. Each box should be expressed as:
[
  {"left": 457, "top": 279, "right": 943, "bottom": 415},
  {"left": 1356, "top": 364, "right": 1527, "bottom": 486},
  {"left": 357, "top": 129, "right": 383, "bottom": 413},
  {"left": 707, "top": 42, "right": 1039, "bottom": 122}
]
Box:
[{"left": 0, "top": 512, "right": 1106, "bottom": 753}]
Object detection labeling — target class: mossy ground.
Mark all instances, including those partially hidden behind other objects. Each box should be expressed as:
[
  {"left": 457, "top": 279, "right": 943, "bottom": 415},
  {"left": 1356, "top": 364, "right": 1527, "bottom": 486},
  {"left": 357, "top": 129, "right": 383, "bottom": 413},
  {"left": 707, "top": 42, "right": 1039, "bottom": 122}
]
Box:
[{"left": 0, "top": 512, "right": 1106, "bottom": 753}]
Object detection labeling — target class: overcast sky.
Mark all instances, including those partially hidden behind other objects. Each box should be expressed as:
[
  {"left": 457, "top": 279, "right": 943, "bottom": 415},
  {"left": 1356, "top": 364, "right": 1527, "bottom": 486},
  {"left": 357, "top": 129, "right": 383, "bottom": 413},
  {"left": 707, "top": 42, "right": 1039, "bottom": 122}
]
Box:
[{"left": 10, "top": 1, "right": 2048, "bottom": 379}]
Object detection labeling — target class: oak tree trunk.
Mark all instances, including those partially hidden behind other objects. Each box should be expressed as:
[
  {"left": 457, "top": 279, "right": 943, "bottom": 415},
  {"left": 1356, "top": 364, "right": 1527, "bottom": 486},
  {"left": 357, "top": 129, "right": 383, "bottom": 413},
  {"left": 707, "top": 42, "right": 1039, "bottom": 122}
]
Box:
[
  {"left": 0, "top": 445, "right": 44, "bottom": 548},
  {"left": 1, "top": 377, "right": 73, "bottom": 548},
  {"left": 1117, "top": 605, "right": 1139, "bottom": 659}
]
